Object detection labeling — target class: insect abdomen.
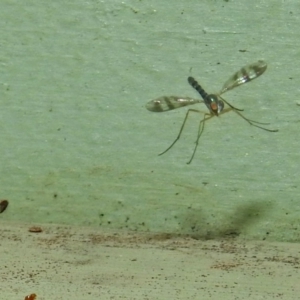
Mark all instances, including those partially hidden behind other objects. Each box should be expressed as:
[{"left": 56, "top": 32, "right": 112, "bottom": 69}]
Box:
[{"left": 188, "top": 77, "right": 209, "bottom": 100}]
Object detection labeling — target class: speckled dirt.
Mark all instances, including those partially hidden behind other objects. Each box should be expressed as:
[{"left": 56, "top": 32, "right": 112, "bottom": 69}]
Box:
[{"left": 0, "top": 222, "right": 299, "bottom": 299}]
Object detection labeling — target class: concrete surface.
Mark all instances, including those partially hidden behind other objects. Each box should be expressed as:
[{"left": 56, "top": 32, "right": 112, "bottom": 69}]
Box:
[{"left": 1, "top": 222, "right": 299, "bottom": 299}]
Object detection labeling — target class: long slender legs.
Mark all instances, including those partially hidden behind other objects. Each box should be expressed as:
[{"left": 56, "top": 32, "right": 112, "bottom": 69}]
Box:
[
  {"left": 159, "top": 98, "right": 277, "bottom": 164},
  {"left": 187, "top": 112, "right": 212, "bottom": 164},
  {"left": 219, "top": 96, "right": 278, "bottom": 132},
  {"left": 159, "top": 109, "right": 214, "bottom": 163}
]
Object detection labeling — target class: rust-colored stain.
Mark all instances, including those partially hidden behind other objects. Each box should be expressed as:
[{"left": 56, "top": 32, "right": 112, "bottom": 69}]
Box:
[{"left": 24, "top": 294, "right": 37, "bottom": 300}]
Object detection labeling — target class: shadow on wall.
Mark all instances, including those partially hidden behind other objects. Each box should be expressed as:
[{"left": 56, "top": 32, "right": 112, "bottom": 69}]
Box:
[{"left": 179, "top": 200, "right": 273, "bottom": 240}]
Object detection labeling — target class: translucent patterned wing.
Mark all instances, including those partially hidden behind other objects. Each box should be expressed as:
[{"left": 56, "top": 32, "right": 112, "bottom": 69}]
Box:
[
  {"left": 146, "top": 96, "right": 201, "bottom": 112},
  {"left": 220, "top": 60, "right": 267, "bottom": 94}
]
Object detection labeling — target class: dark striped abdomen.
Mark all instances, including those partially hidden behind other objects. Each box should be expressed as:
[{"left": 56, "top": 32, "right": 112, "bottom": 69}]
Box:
[{"left": 188, "top": 76, "right": 208, "bottom": 101}]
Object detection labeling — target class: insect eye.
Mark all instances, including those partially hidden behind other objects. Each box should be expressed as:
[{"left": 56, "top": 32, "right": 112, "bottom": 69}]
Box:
[{"left": 210, "top": 102, "right": 219, "bottom": 114}]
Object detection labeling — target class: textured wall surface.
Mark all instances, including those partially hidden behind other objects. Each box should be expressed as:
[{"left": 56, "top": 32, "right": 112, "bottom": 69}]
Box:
[{"left": 0, "top": 1, "right": 299, "bottom": 241}]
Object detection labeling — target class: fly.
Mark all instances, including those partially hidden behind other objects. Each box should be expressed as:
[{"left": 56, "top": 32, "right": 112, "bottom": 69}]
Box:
[{"left": 146, "top": 61, "right": 278, "bottom": 164}]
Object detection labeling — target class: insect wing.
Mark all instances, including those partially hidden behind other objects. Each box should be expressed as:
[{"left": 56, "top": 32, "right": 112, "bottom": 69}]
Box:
[
  {"left": 220, "top": 60, "right": 267, "bottom": 94},
  {"left": 146, "top": 96, "right": 201, "bottom": 112}
]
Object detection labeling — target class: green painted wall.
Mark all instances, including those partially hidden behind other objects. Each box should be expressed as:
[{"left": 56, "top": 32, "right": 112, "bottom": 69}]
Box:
[{"left": 1, "top": 0, "right": 299, "bottom": 241}]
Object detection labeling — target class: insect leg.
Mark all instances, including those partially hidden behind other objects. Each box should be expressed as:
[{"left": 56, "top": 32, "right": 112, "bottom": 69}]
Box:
[
  {"left": 187, "top": 113, "right": 213, "bottom": 164},
  {"left": 219, "top": 96, "right": 278, "bottom": 132},
  {"left": 232, "top": 110, "right": 278, "bottom": 132},
  {"left": 159, "top": 109, "right": 207, "bottom": 156},
  {"left": 219, "top": 96, "right": 244, "bottom": 111}
]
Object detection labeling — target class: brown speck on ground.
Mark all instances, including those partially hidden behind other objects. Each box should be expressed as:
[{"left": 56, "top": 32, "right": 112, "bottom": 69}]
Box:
[{"left": 28, "top": 226, "right": 43, "bottom": 233}]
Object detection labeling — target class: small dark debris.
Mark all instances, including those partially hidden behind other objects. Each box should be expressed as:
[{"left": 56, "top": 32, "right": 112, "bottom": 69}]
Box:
[
  {"left": 29, "top": 226, "right": 43, "bottom": 233},
  {"left": 0, "top": 200, "right": 9, "bottom": 213}
]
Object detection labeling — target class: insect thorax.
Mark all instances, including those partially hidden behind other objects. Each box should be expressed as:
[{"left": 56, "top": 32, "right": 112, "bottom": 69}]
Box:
[{"left": 205, "top": 94, "right": 224, "bottom": 115}]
